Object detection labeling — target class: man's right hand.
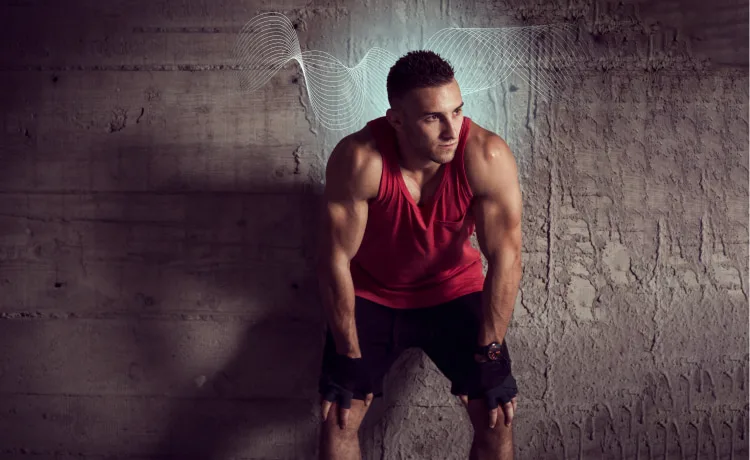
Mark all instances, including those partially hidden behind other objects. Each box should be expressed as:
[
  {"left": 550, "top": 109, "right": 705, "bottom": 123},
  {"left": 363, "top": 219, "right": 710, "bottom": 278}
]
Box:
[{"left": 320, "top": 354, "right": 374, "bottom": 429}]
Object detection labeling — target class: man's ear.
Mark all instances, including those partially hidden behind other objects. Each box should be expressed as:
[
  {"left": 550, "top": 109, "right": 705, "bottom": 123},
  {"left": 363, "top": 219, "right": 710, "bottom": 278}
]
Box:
[{"left": 385, "top": 107, "right": 403, "bottom": 132}]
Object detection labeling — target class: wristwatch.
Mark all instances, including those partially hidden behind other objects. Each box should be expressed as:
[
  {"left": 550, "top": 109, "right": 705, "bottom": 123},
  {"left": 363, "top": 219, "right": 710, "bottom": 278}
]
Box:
[{"left": 475, "top": 342, "right": 504, "bottom": 362}]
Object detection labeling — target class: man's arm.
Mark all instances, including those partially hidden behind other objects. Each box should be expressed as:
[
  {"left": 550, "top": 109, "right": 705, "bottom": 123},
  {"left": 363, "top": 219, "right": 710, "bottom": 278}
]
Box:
[
  {"left": 469, "top": 135, "right": 523, "bottom": 346},
  {"left": 316, "top": 136, "right": 377, "bottom": 358}
]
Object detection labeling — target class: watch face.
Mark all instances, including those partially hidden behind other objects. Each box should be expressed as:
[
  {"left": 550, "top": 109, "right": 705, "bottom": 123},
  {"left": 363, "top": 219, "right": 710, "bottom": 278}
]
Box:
[{"left": 488, "top": 343, "right": 503, "bottom": 360}]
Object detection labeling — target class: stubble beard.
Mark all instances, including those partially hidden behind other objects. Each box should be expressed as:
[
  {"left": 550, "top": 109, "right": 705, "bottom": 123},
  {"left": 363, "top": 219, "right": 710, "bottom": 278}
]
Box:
[{"left": 429, "top": 145, "right": 457, "bottom": 164}]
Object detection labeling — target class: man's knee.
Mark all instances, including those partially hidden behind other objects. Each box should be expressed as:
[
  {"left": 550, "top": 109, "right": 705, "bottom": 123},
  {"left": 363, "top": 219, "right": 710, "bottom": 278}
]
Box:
[
  {"left": 321, "top": 416, "right": 360, "bottom": 442},
  {"left": 320, "top": 400, "right": 369, "bottom": 441},
  {"left": 467, "top": 400, "right": 514, "bottom": 450},
  {"left": 472, "top": 424, "right": 513, "bottom": 448}
]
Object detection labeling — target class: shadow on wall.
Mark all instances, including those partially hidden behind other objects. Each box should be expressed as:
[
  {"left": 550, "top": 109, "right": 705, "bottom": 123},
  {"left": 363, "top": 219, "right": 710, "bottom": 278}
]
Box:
[
  {"left": 88, "top": 144, "right": 327, "bottom": 460},
  {"left": 0, "top": 3, "right": 334, "bottom": 458},
  {"left": 105, "top": 144, "right": 327, "bottom": 460}
]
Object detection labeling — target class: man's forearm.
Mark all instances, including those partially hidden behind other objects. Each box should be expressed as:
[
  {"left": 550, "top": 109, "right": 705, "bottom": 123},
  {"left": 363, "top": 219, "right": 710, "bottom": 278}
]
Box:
[
  {"left": 478, "top": 253, "right": 522, "bottom": 345},
  {"left": 317, "top": 263, "right": 361, "bottom": 358}
]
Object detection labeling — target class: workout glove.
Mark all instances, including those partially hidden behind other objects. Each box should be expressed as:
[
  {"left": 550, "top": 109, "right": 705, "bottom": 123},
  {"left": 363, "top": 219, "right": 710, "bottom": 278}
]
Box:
[
  {"left": 321, "top": 354, "right": 372, "bottom": 409},
  {"left": 477, "top": 359, "right": 517, "bottom": 409}
]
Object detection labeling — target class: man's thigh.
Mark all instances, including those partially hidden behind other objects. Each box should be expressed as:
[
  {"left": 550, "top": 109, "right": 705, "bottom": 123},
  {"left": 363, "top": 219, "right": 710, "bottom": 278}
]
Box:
[
  {"left": 420, "top": 292, "right": 483, "bottom": 396},
  {"left": 318, "top": 296, "right": 403, "bottom": 400},
  {"left": 420, "top": 292, "right": 516, "bottom": 399}
]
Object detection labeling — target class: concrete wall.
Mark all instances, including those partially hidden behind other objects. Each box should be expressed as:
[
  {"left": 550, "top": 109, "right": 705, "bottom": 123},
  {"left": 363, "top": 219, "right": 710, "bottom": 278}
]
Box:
[{"left": 0, "top": 0, "right": 747, "bottom": 458}]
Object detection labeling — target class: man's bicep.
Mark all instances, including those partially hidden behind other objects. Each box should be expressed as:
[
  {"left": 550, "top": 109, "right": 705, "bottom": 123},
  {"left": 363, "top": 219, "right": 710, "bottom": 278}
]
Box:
[
  {"left": 472, "top": 140, "right": 523, "bottom": 261},
  {"left": 318, "top": 142, "right": 369, "bottom": 265},
  {"left": 322, "top": 198, "right": 368, "bottom": 263},
  {"left": 473, "top": 198, "right": 521, "bottom": 262}
]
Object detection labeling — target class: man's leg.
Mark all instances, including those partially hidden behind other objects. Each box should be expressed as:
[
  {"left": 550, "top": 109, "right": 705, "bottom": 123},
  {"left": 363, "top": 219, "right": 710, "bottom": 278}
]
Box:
[
  {"left": 419, "top": 292, "right": 517, "bottom": 460},
  {"left": 319, "top": 398, "right": 370, "bottom": 460},
  {"left": 466, "top": 398, "right": 514, "bottom": 460},
  {"left": 317, "top": 297, "right": 401, "bottom": 460}
]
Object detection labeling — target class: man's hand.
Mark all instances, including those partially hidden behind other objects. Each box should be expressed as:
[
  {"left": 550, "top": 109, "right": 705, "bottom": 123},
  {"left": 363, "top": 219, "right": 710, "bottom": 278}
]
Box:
[
  {"left": 458, "top": 393, "right": 517, "bottom": 429},
  {"left": 319, "top": 354, "right": 373, "bottom": 429},
  {"left": 466, "top": 350, "right": 518, "bottom": 429},
  {"left": 489, "top": 395, "right": 517, "bottom": 428},
  {"left": 321, "top": 390, "right": 374, "bottom": 429}
]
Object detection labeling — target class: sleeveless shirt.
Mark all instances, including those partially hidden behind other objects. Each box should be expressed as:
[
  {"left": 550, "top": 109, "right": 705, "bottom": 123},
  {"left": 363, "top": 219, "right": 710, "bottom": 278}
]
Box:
[{"left": 350, "top": 116, "right": 485, "bottom": 309}]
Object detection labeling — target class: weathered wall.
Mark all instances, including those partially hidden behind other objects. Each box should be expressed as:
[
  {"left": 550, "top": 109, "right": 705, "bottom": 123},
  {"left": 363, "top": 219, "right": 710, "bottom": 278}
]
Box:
[{"left": 0, "top": 0, "right": 747, "bottom": 459}]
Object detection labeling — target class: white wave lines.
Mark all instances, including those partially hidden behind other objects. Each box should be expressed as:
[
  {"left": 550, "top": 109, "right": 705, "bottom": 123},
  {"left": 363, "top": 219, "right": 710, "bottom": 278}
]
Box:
[{"left": 232, "top": 12, "right": 588, "bottom": 131}]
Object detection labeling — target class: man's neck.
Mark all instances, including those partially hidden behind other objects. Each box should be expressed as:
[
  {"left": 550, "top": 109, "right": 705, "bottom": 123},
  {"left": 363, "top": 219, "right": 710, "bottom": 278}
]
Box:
[{"left": 394, "top": 136, "right": 441, "bottom": 180}]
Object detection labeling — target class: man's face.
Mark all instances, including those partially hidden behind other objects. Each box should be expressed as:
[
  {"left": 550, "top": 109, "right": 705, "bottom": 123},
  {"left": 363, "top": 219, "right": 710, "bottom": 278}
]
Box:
[{"left": 388, "top": 79, "right": 464, "bottom": 165}]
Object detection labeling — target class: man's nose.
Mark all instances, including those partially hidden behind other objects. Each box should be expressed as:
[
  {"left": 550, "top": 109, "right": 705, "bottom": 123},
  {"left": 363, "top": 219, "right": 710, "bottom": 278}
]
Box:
[{"left": 441, "top": 120, "right": 458, "bottom": 140}]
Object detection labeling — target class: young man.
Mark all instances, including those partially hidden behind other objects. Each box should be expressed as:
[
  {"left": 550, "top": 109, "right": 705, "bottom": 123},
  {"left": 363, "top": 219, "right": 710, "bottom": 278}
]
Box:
[{"left": 316, "top": 50, "right": 523, "bottom": 460}]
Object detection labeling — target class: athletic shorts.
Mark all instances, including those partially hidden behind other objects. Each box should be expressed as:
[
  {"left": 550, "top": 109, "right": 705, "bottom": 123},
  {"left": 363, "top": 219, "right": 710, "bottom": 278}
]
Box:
[{"left": 318, "top": 291, "right": 515, "bottom": 400}]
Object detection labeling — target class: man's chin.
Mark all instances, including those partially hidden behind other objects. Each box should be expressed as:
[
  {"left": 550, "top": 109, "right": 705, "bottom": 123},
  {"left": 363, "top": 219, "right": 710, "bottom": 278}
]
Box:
[{"left": 431, "top": 150, "right": 456, "bottom": 164}]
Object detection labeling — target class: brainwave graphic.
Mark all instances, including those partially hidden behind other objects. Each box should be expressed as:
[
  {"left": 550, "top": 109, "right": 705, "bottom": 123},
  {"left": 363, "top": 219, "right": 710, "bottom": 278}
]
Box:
[{"left": 233, "top": 12, "right": 588, "bottom": 131}]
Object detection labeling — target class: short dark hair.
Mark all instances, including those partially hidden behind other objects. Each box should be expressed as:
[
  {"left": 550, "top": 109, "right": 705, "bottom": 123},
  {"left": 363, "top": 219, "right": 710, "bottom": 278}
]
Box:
[{"left": 386, "top": 50, "right": 455, "bottom": 106}]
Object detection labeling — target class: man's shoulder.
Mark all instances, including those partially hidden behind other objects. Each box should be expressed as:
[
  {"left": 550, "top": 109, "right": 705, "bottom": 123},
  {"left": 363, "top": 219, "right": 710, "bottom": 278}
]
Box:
[
  {"left": 464, "top": 120, "right": 514, "bottom": 196},
  {"left": 328, "top": 125, "right": 383, "bottom": 199},
  {"left": 342, "top": 124, "right": 383, "bottom": 175},
  {"left": 464, "top": 120, "right": 509, "bottom": 162}
]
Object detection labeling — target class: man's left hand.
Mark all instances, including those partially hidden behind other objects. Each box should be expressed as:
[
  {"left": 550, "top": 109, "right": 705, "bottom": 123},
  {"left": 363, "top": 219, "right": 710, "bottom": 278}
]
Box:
[
  {"left": 490, "top": 395, "right": 517, "bottom": 428},
  {"left": 457, "top": 393, "right": 517, "bottom": 428},
  {"left": 474, "top": 353, "right": 518, "bottom": 428}
]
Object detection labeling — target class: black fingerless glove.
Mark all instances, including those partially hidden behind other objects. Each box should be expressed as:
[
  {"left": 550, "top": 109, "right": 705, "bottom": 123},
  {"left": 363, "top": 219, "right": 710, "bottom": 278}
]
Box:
[
  {"left": 320, "top": 354, "right": 372, "bottom": 409},
  {"left": 473, "top": 357, "right": 517, "bottom": 409},
  {"left": 480, "top": 364, "right": 517, "bottom": 409}
]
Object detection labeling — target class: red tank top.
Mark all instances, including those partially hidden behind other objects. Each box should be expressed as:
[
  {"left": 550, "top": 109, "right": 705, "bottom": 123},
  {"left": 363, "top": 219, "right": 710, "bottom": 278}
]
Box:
[{"left": 350, "top": 116, "right": 485, "bottom": 309}]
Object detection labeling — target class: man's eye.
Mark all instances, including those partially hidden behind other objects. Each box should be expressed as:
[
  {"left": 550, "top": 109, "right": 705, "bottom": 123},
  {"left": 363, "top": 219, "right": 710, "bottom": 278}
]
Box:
[{"left": 426, "top": 115, "right": 437, "bottom": 121}]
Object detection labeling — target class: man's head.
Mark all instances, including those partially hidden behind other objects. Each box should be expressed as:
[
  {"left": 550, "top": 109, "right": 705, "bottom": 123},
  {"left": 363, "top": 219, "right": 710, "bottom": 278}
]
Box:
[{"left": 385, "top": 50, "right": 464, "bottom": 166}]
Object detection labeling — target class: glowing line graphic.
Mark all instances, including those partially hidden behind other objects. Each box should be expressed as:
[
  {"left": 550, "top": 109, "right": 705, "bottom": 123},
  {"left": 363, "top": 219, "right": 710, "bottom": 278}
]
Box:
[{"left": 232, "top": 12, "right": 588, "bottom": 131}]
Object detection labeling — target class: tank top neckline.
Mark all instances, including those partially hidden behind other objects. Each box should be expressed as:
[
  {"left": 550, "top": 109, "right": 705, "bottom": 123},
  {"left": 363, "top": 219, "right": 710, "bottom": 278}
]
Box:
[
  {"left": 394, "top": 159, "right": 448, "bottom": 210},
  {"left": 384, "top": 116, "right": 470, "bottom": 218}
]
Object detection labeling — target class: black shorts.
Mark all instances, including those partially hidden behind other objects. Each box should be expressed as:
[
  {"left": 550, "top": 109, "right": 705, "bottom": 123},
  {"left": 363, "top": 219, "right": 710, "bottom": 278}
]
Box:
[{"left": 318, "top": 291, "right": 515, "bottom": 400}]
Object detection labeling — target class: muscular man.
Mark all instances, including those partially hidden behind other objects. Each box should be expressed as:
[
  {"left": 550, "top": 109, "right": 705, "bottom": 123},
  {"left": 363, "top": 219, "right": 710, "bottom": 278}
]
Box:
[{"left": 316, "top": 50, "right": 523, "bottom": 460}]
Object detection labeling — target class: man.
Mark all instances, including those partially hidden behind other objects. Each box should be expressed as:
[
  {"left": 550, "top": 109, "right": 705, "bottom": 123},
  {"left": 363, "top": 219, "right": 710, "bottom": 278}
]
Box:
[{"left": 315, "top": 50, "right": 523, "bottom": 460}]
